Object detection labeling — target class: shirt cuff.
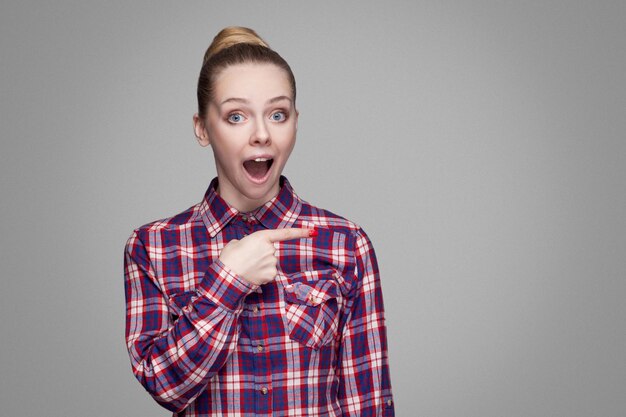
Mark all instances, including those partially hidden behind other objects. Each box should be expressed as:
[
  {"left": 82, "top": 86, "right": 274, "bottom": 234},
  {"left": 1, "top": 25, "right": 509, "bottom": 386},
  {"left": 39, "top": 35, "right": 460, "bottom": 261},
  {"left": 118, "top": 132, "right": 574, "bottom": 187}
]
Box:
[
  {"left": 383, "top": 396, "right": 395, "bottom": 416},
  {"left": 196, "top": 259, "right": 259, "bottom": 311}
]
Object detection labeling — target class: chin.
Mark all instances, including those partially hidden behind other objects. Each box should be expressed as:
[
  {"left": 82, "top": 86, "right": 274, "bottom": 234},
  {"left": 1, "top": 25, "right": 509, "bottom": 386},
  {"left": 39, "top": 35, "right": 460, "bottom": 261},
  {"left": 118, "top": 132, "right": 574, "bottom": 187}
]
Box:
[{"left": 234, "top": 174, "right": 276, "bottom": 196}]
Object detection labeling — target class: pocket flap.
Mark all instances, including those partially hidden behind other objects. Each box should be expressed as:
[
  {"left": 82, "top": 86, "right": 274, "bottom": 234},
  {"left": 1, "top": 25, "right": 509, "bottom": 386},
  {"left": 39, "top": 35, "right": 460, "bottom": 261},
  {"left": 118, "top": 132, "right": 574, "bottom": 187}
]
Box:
[{"left": 284, "top": 279, "right": 340, "bottom": 306}]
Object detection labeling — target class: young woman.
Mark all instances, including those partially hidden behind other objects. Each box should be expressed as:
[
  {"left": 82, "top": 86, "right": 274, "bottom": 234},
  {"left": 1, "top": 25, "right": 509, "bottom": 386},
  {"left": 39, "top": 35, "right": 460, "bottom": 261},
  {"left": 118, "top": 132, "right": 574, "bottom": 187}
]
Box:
[{"left": 124, "top": 27, "right": 395, "bottom": 416}]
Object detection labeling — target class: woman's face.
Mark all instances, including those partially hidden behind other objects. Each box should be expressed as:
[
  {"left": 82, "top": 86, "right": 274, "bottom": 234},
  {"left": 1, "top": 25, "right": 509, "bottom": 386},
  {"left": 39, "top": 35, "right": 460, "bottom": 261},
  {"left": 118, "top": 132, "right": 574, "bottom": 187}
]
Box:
[{"left": 194, "top": 63, "right": 298, "bottom": 212}]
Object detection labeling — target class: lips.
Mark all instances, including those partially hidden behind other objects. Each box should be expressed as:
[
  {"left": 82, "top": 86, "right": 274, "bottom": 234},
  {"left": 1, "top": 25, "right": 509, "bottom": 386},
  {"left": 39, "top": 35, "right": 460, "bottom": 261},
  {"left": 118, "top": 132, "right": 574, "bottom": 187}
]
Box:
[{"left": 243, "top": 156, "right": 274, "bottom": 182}]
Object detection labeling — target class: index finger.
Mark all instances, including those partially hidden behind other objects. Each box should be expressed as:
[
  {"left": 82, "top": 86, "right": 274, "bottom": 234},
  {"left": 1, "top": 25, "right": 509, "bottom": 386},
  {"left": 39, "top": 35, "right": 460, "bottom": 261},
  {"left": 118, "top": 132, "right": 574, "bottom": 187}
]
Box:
[{"left": 259, "top": 227, "right": 316, "bottom": 243}]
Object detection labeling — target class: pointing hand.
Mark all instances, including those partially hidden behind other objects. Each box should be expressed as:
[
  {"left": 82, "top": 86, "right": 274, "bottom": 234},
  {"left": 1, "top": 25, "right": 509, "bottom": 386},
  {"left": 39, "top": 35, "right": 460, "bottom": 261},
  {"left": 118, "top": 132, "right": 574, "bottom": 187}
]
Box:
[{"left": 219, "top": 227, "right": 316, "bottom": 286}]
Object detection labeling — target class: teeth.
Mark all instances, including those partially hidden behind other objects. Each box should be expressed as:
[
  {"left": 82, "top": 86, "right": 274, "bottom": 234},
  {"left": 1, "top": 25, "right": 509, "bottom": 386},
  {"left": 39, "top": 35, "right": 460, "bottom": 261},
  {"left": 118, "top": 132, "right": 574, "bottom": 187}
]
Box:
[{"left": 253, "top": 158, "right": 270, "bottom": 162}]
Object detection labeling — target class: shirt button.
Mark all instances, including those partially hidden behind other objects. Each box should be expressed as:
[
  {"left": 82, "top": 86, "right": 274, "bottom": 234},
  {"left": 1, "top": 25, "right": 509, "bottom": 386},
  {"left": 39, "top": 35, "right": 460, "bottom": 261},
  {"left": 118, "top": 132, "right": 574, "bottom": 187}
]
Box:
[
  {"left": 256, "top": 344, "right": 264, "bottom": 353},
  {"left": 241, "top": 214, "right": 248, "bottom": 221},
  {"left": 260, "top": 387, "right": 268, "bottom": 395},
  {"left": 387, "top": 399, "right": 393, "bottom": 406},
  {"left": 252, "top": 306, "right": 260, "bottom": 313}
]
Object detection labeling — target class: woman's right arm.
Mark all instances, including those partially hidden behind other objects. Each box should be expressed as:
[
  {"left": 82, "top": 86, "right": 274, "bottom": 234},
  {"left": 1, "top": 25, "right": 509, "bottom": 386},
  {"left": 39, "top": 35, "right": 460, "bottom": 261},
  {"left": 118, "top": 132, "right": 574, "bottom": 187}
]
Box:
[{"left": 123, "top": 230, "right": 257, "bottom": 413}]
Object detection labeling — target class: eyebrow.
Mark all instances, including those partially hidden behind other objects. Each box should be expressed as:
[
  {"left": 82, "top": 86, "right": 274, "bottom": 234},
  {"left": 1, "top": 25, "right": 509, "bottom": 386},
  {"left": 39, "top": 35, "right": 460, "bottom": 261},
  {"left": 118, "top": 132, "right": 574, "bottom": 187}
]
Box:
[{"left": 220, "top": 95, "right": 293, "bottom": 105}]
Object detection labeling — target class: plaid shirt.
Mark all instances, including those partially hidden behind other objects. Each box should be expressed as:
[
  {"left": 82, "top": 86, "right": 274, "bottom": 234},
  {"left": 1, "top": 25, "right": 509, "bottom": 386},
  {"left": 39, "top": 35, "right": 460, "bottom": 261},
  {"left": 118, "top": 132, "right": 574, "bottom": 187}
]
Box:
[{"left": 124, "top": 176, "right": 395, "bottom": 416}]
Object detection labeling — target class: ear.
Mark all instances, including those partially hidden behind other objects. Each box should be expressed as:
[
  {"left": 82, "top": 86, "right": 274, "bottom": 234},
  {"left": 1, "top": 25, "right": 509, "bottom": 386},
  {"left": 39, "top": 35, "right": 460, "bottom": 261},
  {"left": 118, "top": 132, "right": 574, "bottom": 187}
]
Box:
[{"left": 193, "top": 113, "right": 211, "bottom": 147}]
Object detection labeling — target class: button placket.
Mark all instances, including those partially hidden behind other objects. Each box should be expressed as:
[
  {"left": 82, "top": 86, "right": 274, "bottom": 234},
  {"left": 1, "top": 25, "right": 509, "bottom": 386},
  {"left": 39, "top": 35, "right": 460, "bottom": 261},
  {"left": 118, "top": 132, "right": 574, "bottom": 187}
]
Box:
[
  {"left": 242, "top": 214, "right": 255, "bottom": 237},
  {"left": 248, "top": 256, "right": 271, "bottom": 413}
]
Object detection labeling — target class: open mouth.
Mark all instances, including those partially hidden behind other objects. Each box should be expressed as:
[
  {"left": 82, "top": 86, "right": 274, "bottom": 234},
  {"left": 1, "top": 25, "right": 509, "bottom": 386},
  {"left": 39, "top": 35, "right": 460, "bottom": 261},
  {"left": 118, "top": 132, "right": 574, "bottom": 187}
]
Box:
[{"left": 243, "top": 157, "right": 274, "bottom": 182}]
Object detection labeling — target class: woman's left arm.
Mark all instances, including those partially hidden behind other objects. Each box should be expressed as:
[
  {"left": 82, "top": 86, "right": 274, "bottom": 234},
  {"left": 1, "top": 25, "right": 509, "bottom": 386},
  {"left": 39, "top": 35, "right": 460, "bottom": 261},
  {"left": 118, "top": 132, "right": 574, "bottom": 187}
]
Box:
[{"left": 337, "top": 228, "right": 396, "bottom": 416}]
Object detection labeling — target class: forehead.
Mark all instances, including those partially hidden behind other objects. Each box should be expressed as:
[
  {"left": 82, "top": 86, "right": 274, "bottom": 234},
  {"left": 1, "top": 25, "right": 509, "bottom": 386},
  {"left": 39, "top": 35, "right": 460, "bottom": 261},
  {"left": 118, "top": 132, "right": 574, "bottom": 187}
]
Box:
[{"left": 213, "top": 63, "right": 293, "bottom": 103}]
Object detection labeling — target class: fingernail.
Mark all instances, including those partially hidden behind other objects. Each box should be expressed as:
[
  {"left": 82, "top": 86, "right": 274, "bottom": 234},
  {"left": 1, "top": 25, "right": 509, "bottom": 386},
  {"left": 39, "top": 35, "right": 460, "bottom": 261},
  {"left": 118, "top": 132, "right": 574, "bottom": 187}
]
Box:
[{"left": 308, "top": 227, "right": 318, "bottom": 237}]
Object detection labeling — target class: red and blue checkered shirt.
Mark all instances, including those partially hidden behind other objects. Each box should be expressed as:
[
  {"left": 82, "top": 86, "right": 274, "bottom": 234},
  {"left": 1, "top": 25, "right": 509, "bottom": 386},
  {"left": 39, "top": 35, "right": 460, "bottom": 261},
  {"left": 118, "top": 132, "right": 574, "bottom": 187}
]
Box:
[{"left": 124, "top": 176, "right": 395, "bottom": 416}]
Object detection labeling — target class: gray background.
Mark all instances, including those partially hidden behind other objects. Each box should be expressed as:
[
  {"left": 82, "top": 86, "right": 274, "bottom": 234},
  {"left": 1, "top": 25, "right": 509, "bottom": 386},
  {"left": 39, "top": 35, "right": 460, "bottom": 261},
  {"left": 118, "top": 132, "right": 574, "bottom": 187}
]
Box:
[{"left": 1, "top": 1, "right": 625, "bottom": 416}]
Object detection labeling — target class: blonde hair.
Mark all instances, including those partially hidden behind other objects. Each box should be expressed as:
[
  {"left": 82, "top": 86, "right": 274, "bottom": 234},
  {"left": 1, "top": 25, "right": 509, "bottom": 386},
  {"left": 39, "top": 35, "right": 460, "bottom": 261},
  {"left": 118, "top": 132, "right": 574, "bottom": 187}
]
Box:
[
  {"left": 197, "top": 26, "right": 296, "bottom": 118},
  {"left": 203, "top": 27, "right": 269, "bottom": 64}
]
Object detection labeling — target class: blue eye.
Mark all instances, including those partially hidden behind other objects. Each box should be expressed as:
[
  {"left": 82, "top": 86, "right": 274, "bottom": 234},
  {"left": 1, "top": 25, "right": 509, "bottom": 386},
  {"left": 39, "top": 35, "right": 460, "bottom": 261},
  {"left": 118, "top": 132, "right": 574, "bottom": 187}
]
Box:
[
  {"left": 271, "top": 111, "right": 286, "bottom": 122},
  {"left": 228, "top": 113, "right": 244, "bottom": 123}
]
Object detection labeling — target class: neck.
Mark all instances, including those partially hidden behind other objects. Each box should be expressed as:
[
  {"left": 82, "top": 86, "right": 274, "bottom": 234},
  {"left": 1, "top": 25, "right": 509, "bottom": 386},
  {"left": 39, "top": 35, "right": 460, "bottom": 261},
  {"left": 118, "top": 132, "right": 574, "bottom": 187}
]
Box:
[{"left": 215, "top": 181, "right": 280, "bottom": 213}]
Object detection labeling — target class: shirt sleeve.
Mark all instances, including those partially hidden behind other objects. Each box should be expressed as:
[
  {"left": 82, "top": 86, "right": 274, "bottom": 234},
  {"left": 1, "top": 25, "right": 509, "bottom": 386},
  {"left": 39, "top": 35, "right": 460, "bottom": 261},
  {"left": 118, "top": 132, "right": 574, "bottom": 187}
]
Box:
[
  {"left": 123, "top": 230, "right": 257, "bottom": 412},
  {"left": 337, "top": 228, "right": 395, "bottom": 416}
]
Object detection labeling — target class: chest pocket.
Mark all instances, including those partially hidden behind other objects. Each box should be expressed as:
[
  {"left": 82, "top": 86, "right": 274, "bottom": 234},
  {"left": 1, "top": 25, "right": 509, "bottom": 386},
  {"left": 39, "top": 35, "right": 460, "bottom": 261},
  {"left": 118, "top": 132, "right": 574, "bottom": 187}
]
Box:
[{"left": 282, "top": 269, "right": 343, "bottom": 350}]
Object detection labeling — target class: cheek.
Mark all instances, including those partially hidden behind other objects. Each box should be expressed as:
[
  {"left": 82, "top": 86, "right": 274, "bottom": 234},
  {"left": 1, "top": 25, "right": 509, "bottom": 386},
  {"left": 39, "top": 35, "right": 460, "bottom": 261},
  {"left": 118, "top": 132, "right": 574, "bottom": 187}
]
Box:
[
  {"left": 211, "top": 125, "right": 248, "bottom": 150},
  {"left": 286, "top": 129, "right": 297, "bottom": 152},
  {"left": 210, "top": 136, "right": 240, "bottom": 165},
  {"left": 275, "top": 123, "right": 297, "bottom": 145},
  {"left": 277, "top": 135, "right": 296, "bottom": 162},
  {"left": 215, "top": 143, "right": 240, "bottom": 162}
]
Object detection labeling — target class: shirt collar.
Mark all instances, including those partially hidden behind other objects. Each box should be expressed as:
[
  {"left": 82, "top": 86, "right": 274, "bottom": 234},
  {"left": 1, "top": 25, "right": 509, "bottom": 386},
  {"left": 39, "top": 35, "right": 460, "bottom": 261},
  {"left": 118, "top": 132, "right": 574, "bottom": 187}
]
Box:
[{"left": 200, "top": 176, "right": 302, "bottom": 238}]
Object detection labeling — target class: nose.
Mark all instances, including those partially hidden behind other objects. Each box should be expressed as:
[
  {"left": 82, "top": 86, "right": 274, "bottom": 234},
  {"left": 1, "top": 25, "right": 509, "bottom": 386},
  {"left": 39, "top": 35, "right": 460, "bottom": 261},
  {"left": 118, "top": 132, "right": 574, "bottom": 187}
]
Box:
[{"left": 250, "top": 118, "right": 271, "bottom": 146}]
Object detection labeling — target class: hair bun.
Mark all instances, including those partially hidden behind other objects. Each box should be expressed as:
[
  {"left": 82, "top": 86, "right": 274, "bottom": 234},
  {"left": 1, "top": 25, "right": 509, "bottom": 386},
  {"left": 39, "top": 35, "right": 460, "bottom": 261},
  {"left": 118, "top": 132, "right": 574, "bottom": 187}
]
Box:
[
  {"left": 196, "top": 26, "right": 296, "bottom": 117},
  {"left": 203, "top": 26, "right": 269, "bottom": 64}
]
